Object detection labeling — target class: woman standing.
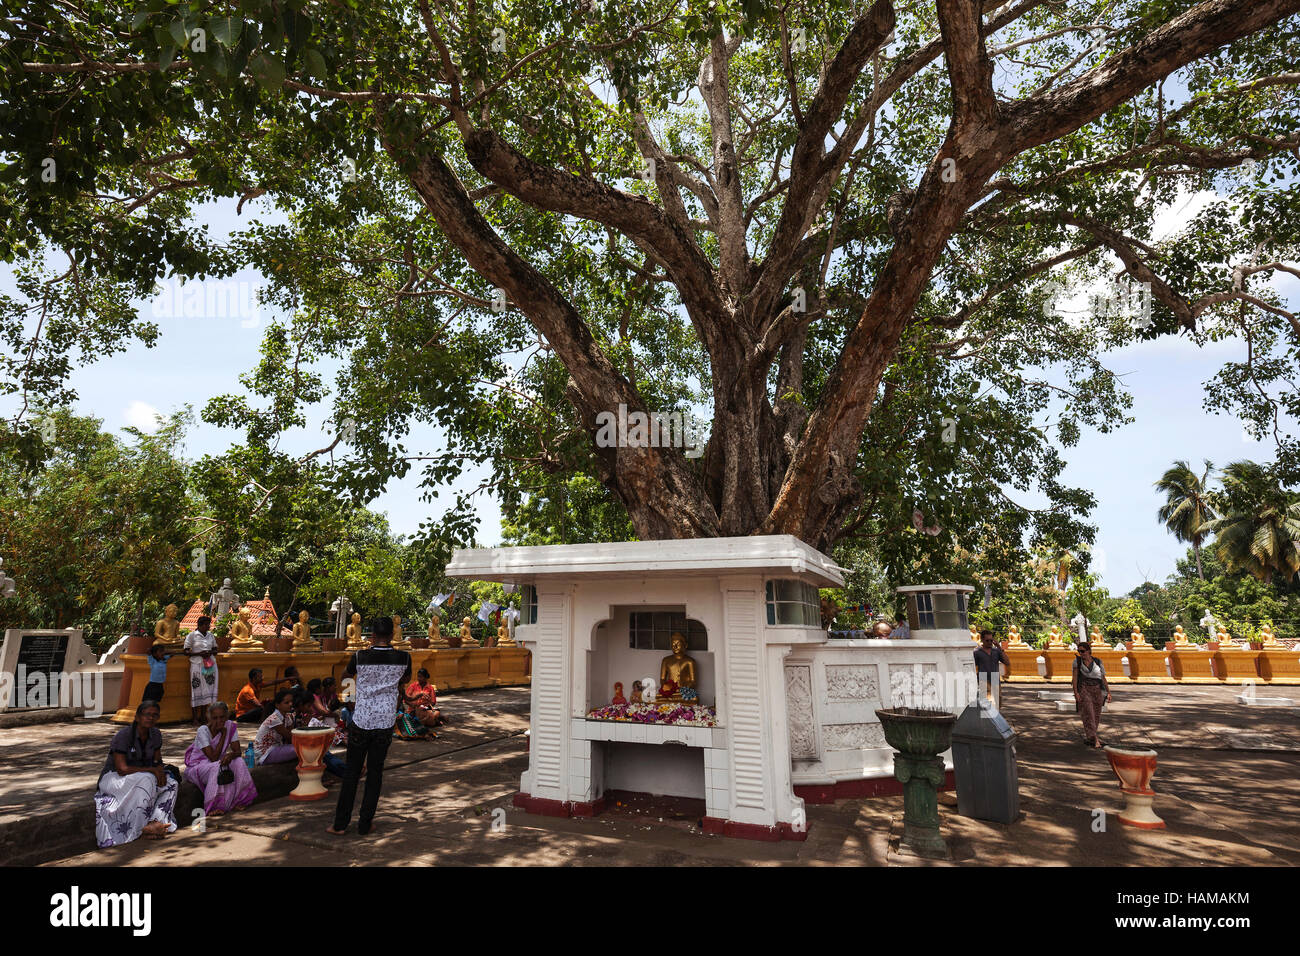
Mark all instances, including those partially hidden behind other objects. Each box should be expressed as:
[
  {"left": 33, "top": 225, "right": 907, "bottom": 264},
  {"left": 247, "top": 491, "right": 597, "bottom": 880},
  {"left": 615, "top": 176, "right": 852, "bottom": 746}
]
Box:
[
  {"left": 183, "top": 702, "right": 257, "bottom": 816},
  {"left": 93, "top": 700, "right": 178, "bottom": 847},
  {"left": 183, "top": 615, "right": 220, "bottom": 725},
  {"left": 1072, "top": 641, "right": 1112, "bottom": 747}
]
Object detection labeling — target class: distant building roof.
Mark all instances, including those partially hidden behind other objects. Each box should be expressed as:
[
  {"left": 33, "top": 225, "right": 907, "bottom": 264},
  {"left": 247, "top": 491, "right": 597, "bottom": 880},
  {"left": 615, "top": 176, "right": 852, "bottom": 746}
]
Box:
[{"left": 177, "top": 588, "right": 280, "bottom": 636}]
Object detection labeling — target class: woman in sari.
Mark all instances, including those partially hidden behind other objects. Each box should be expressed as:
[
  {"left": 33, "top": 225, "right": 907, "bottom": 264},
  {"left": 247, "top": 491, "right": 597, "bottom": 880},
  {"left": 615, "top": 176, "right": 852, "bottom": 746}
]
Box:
[
  {"left": 183, "top": 702, "right": 257, "bottom": 816},
  {"left": 183, "top": 614, "right": 220, "bottom": 725},
  {"left": 93, "top": 700, "right": 179, "bottom": 847}
]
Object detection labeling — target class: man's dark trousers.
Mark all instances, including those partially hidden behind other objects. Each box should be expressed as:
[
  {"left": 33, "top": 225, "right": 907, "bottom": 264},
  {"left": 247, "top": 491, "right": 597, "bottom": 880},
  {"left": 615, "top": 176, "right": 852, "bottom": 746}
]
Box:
[{"left": 332, "top": 724, "right": 394, "bottom": 833}]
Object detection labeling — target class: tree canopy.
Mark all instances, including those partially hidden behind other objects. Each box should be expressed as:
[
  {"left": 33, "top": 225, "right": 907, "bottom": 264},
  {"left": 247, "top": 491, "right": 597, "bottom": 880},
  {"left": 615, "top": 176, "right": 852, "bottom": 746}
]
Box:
[{"left": 3, "top": 0, "right": 1299, "bottom": 585}]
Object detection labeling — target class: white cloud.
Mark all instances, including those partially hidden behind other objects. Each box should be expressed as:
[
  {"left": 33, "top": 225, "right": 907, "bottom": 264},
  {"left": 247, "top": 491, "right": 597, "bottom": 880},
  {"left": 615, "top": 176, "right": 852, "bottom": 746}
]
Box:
[{"left": 123, "top": 400, "right": 162, "bottom": 433}]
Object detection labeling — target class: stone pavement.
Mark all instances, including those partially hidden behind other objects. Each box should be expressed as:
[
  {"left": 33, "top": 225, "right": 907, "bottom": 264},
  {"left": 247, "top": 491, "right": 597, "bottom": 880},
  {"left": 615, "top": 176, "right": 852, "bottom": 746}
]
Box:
[{"left": 10, "top": 683, "right": 1300, "bottom": 867}]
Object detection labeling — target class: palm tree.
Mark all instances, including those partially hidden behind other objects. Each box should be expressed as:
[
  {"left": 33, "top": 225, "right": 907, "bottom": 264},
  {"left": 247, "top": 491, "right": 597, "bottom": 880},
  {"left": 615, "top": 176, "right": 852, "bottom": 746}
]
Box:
[
  {"left": 1204, "top": 461, "right": 1300, "bottom": 583},
  {"left": 1155, "top": 460, "right": 1217, "bottom": 579}
]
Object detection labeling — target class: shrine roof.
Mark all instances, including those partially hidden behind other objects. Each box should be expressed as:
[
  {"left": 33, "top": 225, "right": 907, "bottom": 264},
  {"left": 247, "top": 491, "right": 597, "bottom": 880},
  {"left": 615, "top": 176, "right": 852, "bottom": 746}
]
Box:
[{"left": 446, "top": 535, "right": 844, "bottom": 587}]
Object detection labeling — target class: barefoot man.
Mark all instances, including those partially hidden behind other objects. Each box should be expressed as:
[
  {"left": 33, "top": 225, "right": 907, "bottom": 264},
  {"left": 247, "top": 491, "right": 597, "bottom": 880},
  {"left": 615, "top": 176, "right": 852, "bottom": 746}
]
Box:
[{"left": 327, "top": 616, "right": 411, "bottom": 836}]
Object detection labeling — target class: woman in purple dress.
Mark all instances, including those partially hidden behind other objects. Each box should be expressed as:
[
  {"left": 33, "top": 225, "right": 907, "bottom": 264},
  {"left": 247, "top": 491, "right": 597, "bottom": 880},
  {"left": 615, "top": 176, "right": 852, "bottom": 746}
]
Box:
[{"left": 183, "top": 702, "right": 257, "bottom": 816}]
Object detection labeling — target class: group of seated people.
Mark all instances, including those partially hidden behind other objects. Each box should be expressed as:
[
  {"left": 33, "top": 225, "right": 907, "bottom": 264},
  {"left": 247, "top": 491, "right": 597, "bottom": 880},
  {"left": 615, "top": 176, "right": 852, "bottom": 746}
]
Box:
[{"left": 94, "top": 665, "right": 452, "bottom": 848}]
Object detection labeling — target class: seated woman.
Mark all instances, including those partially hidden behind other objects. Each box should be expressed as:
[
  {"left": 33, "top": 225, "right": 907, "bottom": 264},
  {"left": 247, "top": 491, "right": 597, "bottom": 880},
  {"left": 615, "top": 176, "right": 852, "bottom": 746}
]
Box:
[
  {"left": 252, "top": 689, "right": 299, "bottom": 766},
  {"left": 304, "top": 678, "right": 342, "bottom": 722},
  {"left": 183, "top": 702, "right": 256, "bottom": 816},
  {"left": 405, "top": 669, "right": 444, "bottom": 727},
  {"left": 93, "top": 700, "right": 179, "bottom": 847}
]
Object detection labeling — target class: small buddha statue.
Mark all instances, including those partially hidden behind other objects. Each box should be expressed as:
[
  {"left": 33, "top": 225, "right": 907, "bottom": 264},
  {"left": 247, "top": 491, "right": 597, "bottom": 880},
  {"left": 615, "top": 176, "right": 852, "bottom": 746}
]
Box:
[
  {"left": 1216, "top": 623, "right": 1237, "bottom": 649},
  {"left": 229, "top": 606, "right": 259, "bottom": 651},
  {"left": 611, "top": 681, "right": 627, "bottom": 706},
  {"left": 656, "top": 632, "right": 699, "bottom": 703},
  {"left": 154, "top": 604, "right": 181, "bottom": 646},
  {"left": 429, "top": 614, "right": 448, "bottom": 648},
  {"left": 1130, "top": 624, "right": 1149, "bottom": 647},
  {"left": 1007, "top": 624, "right": 1027, "bottom": 646},
  {"left": 497, "top": 622, "right": 516, "bottom": 647},
  {"left": 1048, "top": 624, "right": 1065, "bottom": 648},
  {"left": 346, "top": 611, "right": 365, "bottom": 650},
  {"left": 290, "top": 609, "right": 315, "bottom": 650},
  {"left": 970, "top": 625, "right": 980, "bottom": 643},
  {"left": 1260, "top": 622, "right": 1282, "bottom": 647},
  {"left": 1172, "top": 624, "right": 1190, "bottom": 646},
  {"left": 392, "top": 614, "right": 409, "bottom": 649},
  {"left": 1089, "top": 625, "right": 1109, "bottom": 649},
  {"left": 460, "top": 616, "right": 480, "bottom": 648}
]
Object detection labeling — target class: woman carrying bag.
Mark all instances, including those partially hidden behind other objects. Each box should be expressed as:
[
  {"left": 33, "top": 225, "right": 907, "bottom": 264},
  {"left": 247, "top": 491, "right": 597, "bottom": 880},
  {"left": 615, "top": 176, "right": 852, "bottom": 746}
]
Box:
[{"left": 1072, "top": 641, "right": 1112, "bottom": 748}]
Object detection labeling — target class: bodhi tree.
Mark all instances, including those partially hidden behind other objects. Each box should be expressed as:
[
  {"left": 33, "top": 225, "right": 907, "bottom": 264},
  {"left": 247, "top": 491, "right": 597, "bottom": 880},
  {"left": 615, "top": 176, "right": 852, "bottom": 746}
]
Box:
[{"left": 3, "top": 0, "right": 1300, "bottom": 563}]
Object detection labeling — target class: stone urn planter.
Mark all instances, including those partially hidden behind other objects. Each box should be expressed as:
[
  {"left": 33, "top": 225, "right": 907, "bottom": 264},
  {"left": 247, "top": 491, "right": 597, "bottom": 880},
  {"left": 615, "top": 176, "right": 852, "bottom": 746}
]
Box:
[
  {"left": 288, "top": 726, "right": 336, "bottom": 801},
  {"left": 1103, "top": 746, "right": 1165, "bottom": 829},
  {"left": 320, "top": 637, "right": 347, "bottom": 652},
  {"left": 262, "top": 636, "right": 291, "bottom": 653},
  {"left": 876, "top": 707, "right": 957, "bottom": 858},
  {"left": 215, "top": 633, "right": 234, "bottom": 653}
]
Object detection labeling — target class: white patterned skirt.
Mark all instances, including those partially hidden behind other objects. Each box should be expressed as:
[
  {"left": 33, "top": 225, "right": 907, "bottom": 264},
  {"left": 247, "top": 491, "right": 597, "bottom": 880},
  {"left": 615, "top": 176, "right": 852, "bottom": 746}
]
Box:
[
  {"left": 190, "top": 655, "right": 219, "bottom": 707},
  {"left": 94, "top": 771, "right": 179, "bottom": 848}
]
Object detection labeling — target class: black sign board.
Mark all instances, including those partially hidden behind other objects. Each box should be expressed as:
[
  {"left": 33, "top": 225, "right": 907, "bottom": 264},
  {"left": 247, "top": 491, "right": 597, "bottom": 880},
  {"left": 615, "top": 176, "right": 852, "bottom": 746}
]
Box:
[{"left": 15, "top": 633, "right": 69, "bottom": 678}]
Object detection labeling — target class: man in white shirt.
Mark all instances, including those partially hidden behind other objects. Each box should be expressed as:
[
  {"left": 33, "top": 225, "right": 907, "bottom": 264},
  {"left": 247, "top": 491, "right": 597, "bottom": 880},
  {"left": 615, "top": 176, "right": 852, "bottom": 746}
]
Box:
[{"left": 326, "top": 616, "right": 411, "bottom": 836}]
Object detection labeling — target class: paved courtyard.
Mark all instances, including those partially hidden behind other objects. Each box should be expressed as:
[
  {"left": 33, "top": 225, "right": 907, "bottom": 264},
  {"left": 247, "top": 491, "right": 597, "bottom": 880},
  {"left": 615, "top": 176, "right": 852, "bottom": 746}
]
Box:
[{"left": 8, "top": 683, "right": 1299, "bottom": 867}]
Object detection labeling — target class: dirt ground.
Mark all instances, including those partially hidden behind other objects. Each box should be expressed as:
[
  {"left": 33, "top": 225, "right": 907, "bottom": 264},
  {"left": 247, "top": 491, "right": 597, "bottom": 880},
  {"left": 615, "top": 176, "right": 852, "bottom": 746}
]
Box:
[{"left": 16, "top": 683, "right": 1300, "bottom": 867}]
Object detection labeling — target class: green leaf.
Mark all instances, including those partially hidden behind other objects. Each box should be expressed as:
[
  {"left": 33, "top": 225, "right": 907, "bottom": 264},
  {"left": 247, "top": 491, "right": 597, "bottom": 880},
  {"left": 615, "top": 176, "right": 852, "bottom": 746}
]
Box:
[
  {"left": 130, "top": 11, "right": 150, "bottom": 31},
  {"left": 250, "top": 53, "right": 286, "bottom": 90},
  {"left": 168, "top": 18, "right": 189, "bottom": 48},
  {"left": 158, "top": 40, "right": 178, "bottom": 71},
  {"left": 210, "top": 16, "right": 242, "bottom": 48},
  {"left": 303, "top": 47, "right": 327, "bottom": 80}
]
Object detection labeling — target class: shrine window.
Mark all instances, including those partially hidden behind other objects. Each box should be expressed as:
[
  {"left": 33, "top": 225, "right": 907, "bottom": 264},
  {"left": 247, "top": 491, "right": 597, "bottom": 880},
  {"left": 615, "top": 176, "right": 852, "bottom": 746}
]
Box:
[
  {"left": 522, "top": 585, "right": 537, "bottom": 625},
  {"left": 905, "top": 590, "right": 967, "bottom": 630},
  {"left": 765, "top": 580, "right": 821, "bottom": 626},
  {"left": 628, "top": 611, "right": 708, "bottom": 651}
]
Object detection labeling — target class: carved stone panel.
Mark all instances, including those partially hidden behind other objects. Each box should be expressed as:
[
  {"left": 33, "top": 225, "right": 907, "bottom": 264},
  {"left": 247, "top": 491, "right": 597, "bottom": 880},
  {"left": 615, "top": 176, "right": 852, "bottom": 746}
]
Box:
[
  {"left": 785, "top": 665, "right": 817, "bottom": 759},
  {"left": 825, "top": 664, "right": 879, "bottom": 701},
  {"left": 821, "top": 722, "right": 889, "bottom": 751}
]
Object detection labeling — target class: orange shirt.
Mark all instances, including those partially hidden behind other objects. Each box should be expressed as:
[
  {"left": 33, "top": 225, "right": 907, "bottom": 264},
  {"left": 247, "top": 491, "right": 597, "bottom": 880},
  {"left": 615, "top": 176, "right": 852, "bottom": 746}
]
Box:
[
  {"left": 406, "top": 680, "right": 436, "bottom": 708},
  {"left": 236, "top": 683, "right": 262, "bottom": 716}
]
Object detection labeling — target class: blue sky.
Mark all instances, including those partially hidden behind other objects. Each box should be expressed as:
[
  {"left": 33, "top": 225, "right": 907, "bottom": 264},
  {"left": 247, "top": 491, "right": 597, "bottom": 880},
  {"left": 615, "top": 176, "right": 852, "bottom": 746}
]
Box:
[{"left": 2, "top": 188, "right": 1294, "bottom": 599}]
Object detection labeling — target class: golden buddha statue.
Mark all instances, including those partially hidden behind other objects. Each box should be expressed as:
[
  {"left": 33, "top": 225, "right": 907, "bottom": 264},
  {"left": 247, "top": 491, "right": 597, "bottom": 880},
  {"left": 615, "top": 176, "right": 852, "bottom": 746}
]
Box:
[
  {"left": 497, "top": 622, "right": 516, "bottom": 647},
  {"left": 460, "top": 616, "right": 480, "bottom": 647},
  {"left": 656, "top": 632, "right": 699, "bottom": 703},
  {"left": 291, "top": 609, "right": 318, "bottom": 651},
  {"left": 428, "top": 614, "right": 448, "bottom": 648},
  {"left": 1260, "top": 622, "right": 1283, "bottom": 647},
  {"left": 1216, "top": 623, "right": 1238, "bottom": 649},
  {"left": 1130, "top": 625, "right": 1149, "bottom": 647},
  {"left": 229, "top": 606, "right": 261, "bottom": 652},
  {"left": 1172, "top": 624, "right": 1190, "bottom": 646},
  {"left": 392, "top": 614, "right": 409, "bottom": 649},
  {"left": 154, "top": 604, "right": 181, "bottom": 646},
  {"left": 346, "top": 611, "right": 365, "bottom": 650},
  {"left": 1089, "top": 625, "right": 1109, "bottom": 649},
  {"left": 970, "top": 625, "right": 980, "bottom": 643},
  {"left": 1006, "top": 624, "right": 1027, "bottom": 647},
  {"left": 1048, "top": 624, "right": 1066, "bottom": 648}
]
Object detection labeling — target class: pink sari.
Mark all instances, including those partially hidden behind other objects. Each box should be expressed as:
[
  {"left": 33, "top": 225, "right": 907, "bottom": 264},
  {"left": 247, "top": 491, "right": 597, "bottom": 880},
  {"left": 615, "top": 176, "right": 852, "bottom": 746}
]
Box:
[{"left": 183, "top": 722, "right": 257, "bottom": 815}]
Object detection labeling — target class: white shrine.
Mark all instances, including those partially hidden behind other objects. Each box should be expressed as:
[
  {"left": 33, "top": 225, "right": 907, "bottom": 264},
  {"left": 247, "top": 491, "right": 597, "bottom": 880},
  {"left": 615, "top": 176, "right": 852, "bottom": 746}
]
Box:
[{"left": 446, "top": 536, "right": 977, "bottom": 840}]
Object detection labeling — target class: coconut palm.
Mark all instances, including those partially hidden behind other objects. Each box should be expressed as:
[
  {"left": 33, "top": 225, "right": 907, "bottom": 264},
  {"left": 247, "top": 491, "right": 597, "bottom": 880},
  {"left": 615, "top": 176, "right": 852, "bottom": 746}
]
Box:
[
  {"left": 1204, "top": 461, "right": 1300, "bottom": 583},
  {"left": 1155, "top": 460, "right": 1216, "bottom": 579}
]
